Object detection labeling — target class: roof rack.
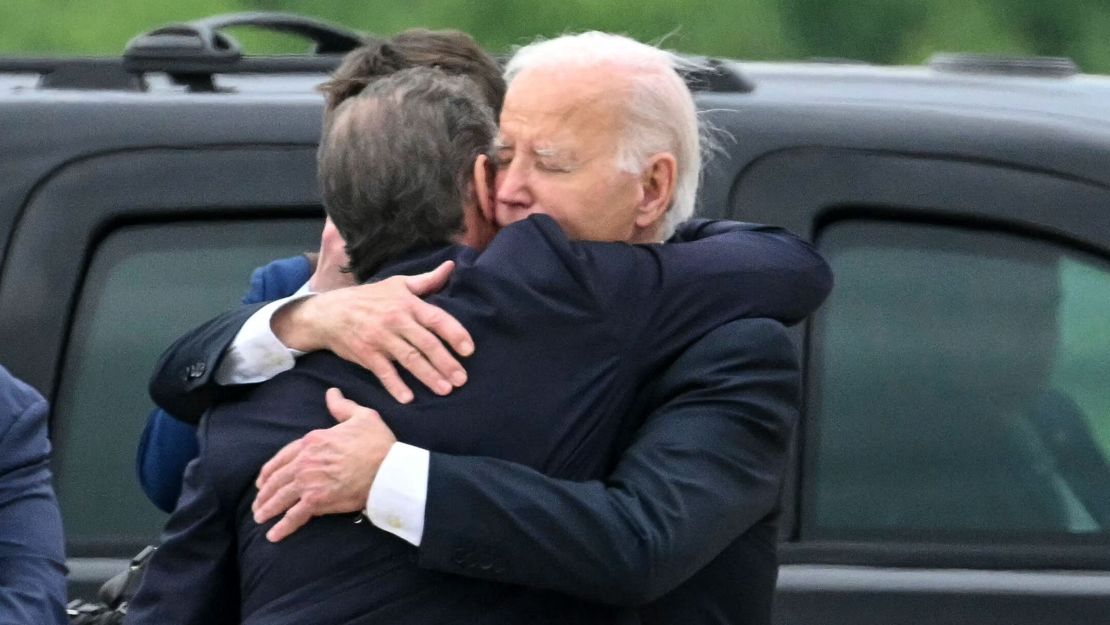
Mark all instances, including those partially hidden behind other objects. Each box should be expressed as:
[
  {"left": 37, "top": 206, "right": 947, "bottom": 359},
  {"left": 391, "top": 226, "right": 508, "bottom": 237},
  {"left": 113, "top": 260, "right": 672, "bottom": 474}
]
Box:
[
  {"left": 928, "top": 53, "right": 1079, "bottom": 78},
  {"left": 0, "top": 12, "right": 362, "bottom": 92},
  {"left": 0, "top": 58, "right": 144, "bottom": 91},
  {"left": 122, "top": 12, "right": 364, "bottom": 91},
  {"left": 2, "top": 12, "right": 754, "bottom": 95}
]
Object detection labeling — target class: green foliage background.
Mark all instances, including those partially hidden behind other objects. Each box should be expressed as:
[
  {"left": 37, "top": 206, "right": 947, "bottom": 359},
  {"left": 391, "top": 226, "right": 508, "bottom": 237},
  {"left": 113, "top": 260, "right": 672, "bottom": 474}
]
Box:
[{"left": 2, "top": 0, "right": 1108, "bottom": 73}]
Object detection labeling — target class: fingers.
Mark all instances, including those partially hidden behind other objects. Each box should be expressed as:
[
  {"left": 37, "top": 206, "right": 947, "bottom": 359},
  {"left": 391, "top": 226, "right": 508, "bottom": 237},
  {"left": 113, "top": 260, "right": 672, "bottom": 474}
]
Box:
[
  {"left": 253, "top": 477, "right": 301, "bottom": 525},
  {"left": 364, "top": 329, "right": 454, "bottom": 400},
  {"left": 413, "top": 300, "right": 474, "bottom": 358},
  {"left": 265, "top": 499, "right": 315, "bottom": 543},
  {"left": 359, "top": 353, "right": 414, "bottom": 404},
  {"left": 325, "top": 387, "right": 358, "bottom": 422},
  {"left": 325, "top": 387, "right": 382, "bottom": 423},
  {"left": 256, "top": 439, "right": 301, "bottom": 491},
  {"left": 405, "top": 260, "right": 454, "bottom": 296},
  {"left": 399, "top": 320, "right": 468, "bottom": 388}
]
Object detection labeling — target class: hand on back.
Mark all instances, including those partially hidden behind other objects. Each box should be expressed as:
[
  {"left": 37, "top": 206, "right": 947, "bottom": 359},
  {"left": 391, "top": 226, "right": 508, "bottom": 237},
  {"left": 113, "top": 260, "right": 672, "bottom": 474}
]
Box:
[{"left": 274, "top": 260, "right": 473, "bottom": 403}]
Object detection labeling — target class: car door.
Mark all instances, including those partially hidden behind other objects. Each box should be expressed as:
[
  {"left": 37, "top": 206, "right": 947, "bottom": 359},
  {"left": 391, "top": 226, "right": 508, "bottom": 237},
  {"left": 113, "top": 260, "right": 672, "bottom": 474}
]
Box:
[
  {"left": 0, "top": 143, "right": 323, "bottom": 599},
  {"left": 729, "top": 148, "right": 1110, "bottom": 624}
]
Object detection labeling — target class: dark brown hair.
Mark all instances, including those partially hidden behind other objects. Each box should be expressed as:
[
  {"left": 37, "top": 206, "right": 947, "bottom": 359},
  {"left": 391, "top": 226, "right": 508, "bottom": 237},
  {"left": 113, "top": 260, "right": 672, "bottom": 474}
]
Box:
[
  {"left": 319, "top": 68, "right": 497, "bottom": 281},
  {"left": 319, "top": 29, "right": 505, "bottom": 120}
]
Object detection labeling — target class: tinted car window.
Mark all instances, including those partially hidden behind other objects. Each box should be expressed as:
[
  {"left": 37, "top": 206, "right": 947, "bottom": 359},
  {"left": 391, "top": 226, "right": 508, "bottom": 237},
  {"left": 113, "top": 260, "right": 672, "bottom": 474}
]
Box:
[
  {"left": 52, "top": 219, "right": 319, "bottom": 553},
  {"left": 806, "top": 220, "right": 1110, "bottom": 540}
]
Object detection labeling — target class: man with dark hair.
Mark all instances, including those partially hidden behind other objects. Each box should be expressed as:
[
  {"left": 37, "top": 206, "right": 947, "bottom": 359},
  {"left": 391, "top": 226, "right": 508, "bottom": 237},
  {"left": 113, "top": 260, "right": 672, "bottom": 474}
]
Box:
[
  {"left": 137, "top": 29, "right": 506, "bottom": 511},
  {"left": 129, "top": 66, "right": 828, "bottom": 624},
  {"left": 318, "top": 70, "right": 496, "bottom": 277},
  {"left": 0, "top": 365, "right": 66, "bottom": 625}
]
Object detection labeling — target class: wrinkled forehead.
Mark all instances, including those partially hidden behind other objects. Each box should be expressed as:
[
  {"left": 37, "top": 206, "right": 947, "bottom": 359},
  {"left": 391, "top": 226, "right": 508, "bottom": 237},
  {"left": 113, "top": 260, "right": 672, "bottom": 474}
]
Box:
[{"left": 498, "top": 66, "right": 631, "bottom": 144}]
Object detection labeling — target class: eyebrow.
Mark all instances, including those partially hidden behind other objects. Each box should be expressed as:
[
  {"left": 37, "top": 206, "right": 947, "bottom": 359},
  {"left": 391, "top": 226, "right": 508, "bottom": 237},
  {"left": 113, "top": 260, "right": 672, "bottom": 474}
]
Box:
[
  {"left": 492, "top": 139, "right": 572, "bottom": 162},
  {"left": 535, "top": 146, "right": 566, "bottom": 157}
]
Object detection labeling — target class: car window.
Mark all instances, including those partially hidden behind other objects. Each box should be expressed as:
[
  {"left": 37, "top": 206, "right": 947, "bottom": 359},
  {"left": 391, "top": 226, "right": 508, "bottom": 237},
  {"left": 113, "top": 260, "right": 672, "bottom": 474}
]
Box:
[
  {"left": 52, "top": 219, "right": 319, "bottom": 553},
  {"left": 806, "top": 220, "right": 1110, "bottom": 540}
]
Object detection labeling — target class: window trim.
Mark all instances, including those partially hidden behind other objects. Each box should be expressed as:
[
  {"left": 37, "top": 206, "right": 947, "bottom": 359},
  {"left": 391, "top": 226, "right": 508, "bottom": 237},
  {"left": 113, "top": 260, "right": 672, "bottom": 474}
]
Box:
[
  {"left": 54, "top": 216, "right": 323, "bottom": 557},
  {"left": 726, "top": 148, "right": 1110, "bottom": 568}
]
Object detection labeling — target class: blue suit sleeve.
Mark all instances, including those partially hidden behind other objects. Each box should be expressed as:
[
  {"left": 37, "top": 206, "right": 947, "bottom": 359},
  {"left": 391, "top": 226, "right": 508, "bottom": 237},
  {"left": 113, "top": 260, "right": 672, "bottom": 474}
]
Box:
[
  {"left": 137, "top": 410, "right": 200, "bottom": 512},
  {"left": 242, "top": 255, "right": 314, "bottom": 306},
  {"left": 0, "top": 368, "right": 67, "bottom": 625},
  {"left": 137, "top": 255, "right": 313, "bottom": 510}
]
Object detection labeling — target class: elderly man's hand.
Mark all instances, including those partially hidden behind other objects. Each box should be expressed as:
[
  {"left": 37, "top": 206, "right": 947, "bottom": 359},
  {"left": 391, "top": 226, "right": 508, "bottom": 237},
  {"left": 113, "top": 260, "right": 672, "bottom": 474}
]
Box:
[
  {"left": 273, "top": 260, "right": 473, "bottom": 404},
  {"left": 253, "top": 388, "right": 397, "bottom": 542}
]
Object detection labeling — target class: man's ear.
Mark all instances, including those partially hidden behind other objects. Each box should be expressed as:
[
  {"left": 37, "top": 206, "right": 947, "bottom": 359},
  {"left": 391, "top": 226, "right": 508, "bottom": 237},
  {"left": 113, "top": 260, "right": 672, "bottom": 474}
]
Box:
[
  {"left": 633, "top": 152, "right": 677, "bottom": 231},
  {"left": 473, "top": 154, "right": 495, "bottom": 221},
  {"left": 460, "top": 154, "right": 499, "bottom": 249}
]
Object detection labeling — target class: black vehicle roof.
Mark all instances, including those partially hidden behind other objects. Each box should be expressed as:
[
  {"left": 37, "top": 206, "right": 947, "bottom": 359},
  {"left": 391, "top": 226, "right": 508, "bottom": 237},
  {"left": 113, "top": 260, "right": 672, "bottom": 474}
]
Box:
[
  {"left": 690, "top": 60, "right": 1110, "bottom": 215},
  {"left": 3, "top": 54, "right": 1110, "bottom": 255}
]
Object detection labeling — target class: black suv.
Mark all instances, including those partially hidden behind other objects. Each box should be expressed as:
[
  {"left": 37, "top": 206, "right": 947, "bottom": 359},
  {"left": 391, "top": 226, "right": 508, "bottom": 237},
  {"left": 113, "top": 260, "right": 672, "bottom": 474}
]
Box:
[{"left": 1, "top": 13, "right": 1108, "bottom": 625}]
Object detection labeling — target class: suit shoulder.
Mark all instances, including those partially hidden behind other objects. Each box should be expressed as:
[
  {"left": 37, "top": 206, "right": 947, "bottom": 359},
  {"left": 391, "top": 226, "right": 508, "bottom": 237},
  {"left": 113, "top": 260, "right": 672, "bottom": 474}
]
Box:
[
  {"left": 245, "top": 255, "right": 313, "bottom": 304},
  {"left": 0, "top": 366, "right": 49, "bottom": 465},
  {"left": 0, "top": 366, "right": 47, "bottom": 424}
]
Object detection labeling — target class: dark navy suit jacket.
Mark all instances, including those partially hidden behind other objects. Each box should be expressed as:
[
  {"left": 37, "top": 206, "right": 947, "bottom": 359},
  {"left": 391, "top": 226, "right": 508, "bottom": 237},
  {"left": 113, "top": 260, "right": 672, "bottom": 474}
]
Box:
[
  {"left": 130, "top": 215, "right": 830, "bottom": 624},
  {"left": 0, "top": 365, "right": 67, "bottom": 625}
]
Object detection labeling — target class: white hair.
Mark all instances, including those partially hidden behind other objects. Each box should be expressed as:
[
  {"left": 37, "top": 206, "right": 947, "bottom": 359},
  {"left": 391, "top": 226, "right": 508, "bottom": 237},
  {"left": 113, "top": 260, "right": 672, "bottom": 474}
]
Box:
[{"left": 505, "top": 32, "right": 704, "bottom": 240}]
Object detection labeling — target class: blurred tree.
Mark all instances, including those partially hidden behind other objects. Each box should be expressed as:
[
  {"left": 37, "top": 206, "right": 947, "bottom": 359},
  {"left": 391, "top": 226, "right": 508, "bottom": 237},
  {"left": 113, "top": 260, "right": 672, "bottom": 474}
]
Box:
[
  {"left": 780, "top": 0, "right": 929, "bottom": 62},
  {"left": 900, "top": 0, "right": 1030, "bottom": 64},
  {"left": 0, "top": 0, "right": 1106, "bottom": 73}
]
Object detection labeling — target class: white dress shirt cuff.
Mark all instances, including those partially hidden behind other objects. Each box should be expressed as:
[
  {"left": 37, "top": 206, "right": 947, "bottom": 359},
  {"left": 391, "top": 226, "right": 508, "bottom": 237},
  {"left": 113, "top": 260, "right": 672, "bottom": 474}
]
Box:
[
  {"left": 213, "top": 288, "right": 313, "bottom": 385},
  {"left": 366, "top": 442, "right": 430, "bottom": 546}
]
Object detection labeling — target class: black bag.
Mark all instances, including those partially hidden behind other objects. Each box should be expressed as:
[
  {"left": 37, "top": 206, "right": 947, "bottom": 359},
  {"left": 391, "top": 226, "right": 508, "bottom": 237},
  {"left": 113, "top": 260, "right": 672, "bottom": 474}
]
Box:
[{"left": 67, "top": 546, "right": 156, "bottom": 624}]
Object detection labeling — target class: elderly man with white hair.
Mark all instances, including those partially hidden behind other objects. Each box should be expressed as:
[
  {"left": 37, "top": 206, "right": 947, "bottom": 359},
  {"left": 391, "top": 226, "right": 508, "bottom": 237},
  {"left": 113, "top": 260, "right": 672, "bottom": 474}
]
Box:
[{"left": 150, "top": 32, "right": 830, "bottom": 625}]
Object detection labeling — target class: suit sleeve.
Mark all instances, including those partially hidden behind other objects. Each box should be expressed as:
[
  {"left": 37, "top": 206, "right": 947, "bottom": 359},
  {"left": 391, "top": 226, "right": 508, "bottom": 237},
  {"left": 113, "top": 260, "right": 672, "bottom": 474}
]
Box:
[
  {"left": 477, "top": 216, "right": 830, "bottom": 363},
  {"left": 136, "top": 408, "right": 200, "bottom": 512},
  {"left": 0, "top": 381, "right": 67, "bottom": 625},
  {"left": 139, "top": 256, "right": 312, "bottom": 507},
  {"left": 147, "top": 302, "right": 267, "bottom": 424},
  {"left": 617, "top": 218, "right": 832, "bottom": 335},
  {"left": 146, "top": 255, "right": 312, "bottom": 425},
  {"left": 417, "top": 318, "right": 800, "bottom": 605}
]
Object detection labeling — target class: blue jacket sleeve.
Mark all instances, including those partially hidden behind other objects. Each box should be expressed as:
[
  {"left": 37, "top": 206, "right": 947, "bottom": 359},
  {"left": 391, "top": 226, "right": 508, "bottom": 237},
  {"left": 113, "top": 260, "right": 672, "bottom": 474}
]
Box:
[
  {"left": 136, "top": 411, "right": 200, "bottom": 512},
  {"left": 138, "top": 255, "right": 312, "bottom": 511},
  {"left": 0, "top": 367, "right": 67, "bottom": 625}
]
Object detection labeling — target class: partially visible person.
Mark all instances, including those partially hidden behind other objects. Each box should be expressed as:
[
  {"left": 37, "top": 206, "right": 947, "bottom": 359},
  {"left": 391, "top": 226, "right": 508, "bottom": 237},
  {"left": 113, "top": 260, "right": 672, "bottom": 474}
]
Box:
[
  {"left": 0, "top": 365, "right": 66, "bottom": 625},
  {"left": 127, "top": 66, "right": 827, "bottom": 624}
]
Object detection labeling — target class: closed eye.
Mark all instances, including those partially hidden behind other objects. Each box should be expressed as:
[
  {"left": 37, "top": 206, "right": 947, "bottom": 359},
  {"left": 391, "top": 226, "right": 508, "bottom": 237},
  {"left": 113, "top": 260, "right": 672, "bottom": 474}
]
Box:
[
  {"left": 494, "top": 147, "right": 514, "bottom": 167},
  {"left": 537, "top": 161, "right": 572, "bottom": 173}
]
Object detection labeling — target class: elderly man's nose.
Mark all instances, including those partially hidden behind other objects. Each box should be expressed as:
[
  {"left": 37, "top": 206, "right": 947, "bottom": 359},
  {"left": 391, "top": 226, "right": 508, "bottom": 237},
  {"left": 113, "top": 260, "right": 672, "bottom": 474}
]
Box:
[{"left": 495, "top": 162, "right": 532, "bottom": 207}]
